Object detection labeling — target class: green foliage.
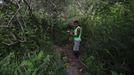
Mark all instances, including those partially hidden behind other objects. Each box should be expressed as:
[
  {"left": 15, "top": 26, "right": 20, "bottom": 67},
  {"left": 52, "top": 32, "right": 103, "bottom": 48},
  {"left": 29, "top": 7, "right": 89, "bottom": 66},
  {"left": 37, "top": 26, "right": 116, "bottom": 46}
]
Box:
[
  {"left": 0, "top": 51, "right": 66, "bottom": 75},
  {"left": 0, "top": 1, "right": 66, "bottom": 75},
  {"left": 79, "top": 1, "right": 134, "bottom": 75},
  {"left": 0, "top": 0, "right": 134, "bottom": 75}
]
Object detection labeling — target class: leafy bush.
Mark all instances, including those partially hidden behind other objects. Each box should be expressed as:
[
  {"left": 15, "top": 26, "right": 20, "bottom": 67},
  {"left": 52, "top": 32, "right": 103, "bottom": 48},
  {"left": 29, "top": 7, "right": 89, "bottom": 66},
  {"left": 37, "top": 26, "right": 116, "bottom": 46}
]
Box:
[
  {"left": 0, "top": 51, "right": 66, "bottom": 75},
  {"left": 80, "top": 1, "right": 134, "bottom": 75}
]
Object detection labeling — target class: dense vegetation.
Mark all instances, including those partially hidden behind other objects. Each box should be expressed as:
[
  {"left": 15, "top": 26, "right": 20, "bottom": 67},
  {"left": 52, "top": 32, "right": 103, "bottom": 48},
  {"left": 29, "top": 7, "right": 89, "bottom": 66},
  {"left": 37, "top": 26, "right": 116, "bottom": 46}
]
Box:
[{"left": 0, "top": 0, "right": 134, "bottom": 75}]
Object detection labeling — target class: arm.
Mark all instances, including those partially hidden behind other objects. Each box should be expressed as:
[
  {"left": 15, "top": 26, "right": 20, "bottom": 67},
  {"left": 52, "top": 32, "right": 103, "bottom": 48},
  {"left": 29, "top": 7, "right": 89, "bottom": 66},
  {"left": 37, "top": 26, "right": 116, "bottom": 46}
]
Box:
[{"left": 74, "top": 28, "right": 80, "bottom": 37}]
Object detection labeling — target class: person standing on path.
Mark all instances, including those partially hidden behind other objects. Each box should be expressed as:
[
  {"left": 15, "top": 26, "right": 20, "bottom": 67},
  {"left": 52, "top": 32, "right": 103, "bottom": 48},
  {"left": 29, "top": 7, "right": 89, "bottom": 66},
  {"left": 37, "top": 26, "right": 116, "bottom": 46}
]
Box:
[{"left": 72, "top": 20, "right": 82, "bottom": 58}]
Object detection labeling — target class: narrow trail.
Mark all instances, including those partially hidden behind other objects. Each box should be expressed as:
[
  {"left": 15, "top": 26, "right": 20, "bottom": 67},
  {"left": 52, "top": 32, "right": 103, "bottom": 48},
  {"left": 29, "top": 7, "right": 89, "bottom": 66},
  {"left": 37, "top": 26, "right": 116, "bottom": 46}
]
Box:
[{"left": 54, "top": 45, "right": 84, "bottom": 75}]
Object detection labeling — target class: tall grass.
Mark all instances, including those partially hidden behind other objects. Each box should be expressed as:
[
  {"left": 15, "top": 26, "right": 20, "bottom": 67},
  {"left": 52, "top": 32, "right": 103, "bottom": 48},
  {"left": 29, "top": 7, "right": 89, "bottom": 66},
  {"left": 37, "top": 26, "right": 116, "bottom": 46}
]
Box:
[{"left": 0, "top": 51, "right": 66, "bottom": 75}]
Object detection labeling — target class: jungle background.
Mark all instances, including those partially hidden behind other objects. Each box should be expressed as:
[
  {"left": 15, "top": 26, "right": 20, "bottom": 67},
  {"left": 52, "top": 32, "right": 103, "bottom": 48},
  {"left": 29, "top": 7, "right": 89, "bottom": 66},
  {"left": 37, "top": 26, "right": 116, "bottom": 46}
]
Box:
[{"left": 0, "top": 0, "right": 134, "bottom": 75}]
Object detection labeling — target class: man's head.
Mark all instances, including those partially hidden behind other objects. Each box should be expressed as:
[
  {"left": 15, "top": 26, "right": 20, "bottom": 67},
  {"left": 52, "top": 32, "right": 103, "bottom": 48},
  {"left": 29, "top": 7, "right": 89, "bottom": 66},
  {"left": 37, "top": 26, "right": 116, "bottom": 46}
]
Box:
[{"left": 73, "top": 20, "right": 79, "bottom": 27}]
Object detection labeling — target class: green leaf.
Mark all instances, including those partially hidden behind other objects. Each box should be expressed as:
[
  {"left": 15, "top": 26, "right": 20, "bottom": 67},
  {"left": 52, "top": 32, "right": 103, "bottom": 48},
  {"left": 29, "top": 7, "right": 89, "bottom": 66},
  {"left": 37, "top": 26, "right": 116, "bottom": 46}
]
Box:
[
  {"left": 37, "top": 51, "right": 44, "bottom": 60},
  {"left": 20, "top": 60, "right": 33, "bottom": 68}
]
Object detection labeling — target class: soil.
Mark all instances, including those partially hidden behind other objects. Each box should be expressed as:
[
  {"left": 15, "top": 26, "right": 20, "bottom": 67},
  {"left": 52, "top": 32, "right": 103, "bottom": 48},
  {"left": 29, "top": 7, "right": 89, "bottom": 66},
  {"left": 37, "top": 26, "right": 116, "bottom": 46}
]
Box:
[{"left": 54, "top": 45, "right": 84, "bottom": 75}]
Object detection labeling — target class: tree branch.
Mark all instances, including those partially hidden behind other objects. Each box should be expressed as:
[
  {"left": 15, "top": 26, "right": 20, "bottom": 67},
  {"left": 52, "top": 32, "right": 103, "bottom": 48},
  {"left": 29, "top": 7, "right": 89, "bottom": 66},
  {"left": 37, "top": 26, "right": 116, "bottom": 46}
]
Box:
[
  {"left": 23, "top": 0, "right": 33, "bottom": 16},
  {"left": 7, "top": 2, "right": 21, "bottom": 26},
  {"left": 74, "top": 0, "right": 84, "bottom": 15}
]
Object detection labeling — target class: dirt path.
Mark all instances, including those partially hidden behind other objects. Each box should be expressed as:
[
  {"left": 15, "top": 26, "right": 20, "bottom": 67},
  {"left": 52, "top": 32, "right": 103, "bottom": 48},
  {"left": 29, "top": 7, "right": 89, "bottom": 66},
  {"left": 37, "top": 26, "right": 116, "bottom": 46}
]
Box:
[{"left": 54, "top": 45, "right": 83, "bottom": 75}]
